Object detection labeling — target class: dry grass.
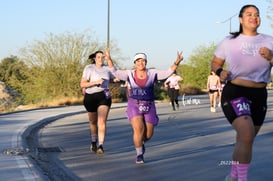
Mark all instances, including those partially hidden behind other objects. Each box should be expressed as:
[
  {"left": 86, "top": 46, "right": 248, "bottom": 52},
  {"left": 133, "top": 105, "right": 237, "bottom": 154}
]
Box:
[
  {"left": 40, "top": 97, "right": 84, "bottom": 107},
  {"left": 1, "top": 95, "right": 125, "bottom": 114},
  {"left": 14, "top": 97, "right": 84, "bottom": 112},
  {"left": 1, "top": 85, "right": 205, "bottom": 114}
]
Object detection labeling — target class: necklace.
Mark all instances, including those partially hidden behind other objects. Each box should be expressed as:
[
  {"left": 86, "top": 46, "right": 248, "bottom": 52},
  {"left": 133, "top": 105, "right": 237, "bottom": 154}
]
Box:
[{"left": 136, "top": 70, "right": 146, "bottom": 79}]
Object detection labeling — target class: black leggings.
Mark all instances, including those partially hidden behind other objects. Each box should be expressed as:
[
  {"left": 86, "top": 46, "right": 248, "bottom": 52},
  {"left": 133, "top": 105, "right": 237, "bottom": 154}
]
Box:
[
  {"left": 221, "top": 82, "right": 267, "bottom": 126},
  {"left": 168, "top": 88, "right": 179, "bottom": 106},
  {"left": 83, "top": 91, "right": 112, "bottom": 112}
]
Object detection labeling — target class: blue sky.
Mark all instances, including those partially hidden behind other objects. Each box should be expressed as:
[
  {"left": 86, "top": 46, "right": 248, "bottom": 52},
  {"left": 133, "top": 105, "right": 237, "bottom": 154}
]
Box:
[{"left": 1, "top": 0, "right": 272, "bottom": 69}]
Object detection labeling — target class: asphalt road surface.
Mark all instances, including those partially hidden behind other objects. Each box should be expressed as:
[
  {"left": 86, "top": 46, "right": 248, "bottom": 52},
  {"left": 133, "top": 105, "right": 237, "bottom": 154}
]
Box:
[{"left": 31, "top": 93, "right": 273, "bottom": 181}]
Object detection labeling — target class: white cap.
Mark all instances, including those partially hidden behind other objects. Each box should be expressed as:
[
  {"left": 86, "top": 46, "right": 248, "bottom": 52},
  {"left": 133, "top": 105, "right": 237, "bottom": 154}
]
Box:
[{"left": 133, "top": 53, "right": 147, "bottom": 62}]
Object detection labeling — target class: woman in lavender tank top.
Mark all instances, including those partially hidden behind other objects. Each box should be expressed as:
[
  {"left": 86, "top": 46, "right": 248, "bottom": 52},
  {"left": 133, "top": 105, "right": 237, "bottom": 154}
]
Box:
[
  {"left": 106, "top": 50, "right": 183, "bottom": 164},
  {"left": 211, "top": 5, "right": 273, "bottom": 181}
]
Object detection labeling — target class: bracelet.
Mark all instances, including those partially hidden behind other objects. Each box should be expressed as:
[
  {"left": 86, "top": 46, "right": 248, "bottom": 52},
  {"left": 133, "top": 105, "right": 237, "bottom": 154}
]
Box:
[
  {"left": 216, "top": 68, "right": 223, "bottom": 76},
  {"left": 174, "top": 62, "right": 179, "bottom": 66}
]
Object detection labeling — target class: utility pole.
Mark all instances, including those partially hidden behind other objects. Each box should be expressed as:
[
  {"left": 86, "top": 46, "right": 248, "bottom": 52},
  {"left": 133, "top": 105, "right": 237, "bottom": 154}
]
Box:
[
  {"left": 216, "top": 13, "right": 238, "bottom": 33},
  {"left": 107, "top": 0, "right": 110, "bottom": 49}
]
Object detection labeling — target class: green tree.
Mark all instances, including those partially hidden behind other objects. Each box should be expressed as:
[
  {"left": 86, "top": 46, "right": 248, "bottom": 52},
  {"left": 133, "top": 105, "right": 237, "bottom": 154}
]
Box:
[
  {"left": 19, "top": 30, "right": 122, "bottom": 104},
  {"left": 182, "top": 43, "right": 216, "bottom": 89},
  {"left": 0, "top": 56, "right": 29, "bottom": 105},
  {"left": 0, "top": 56, "right": 20, "bottom": 83},
  {"left": 0, "top": 57, "right": 27, "bottom": 89}
]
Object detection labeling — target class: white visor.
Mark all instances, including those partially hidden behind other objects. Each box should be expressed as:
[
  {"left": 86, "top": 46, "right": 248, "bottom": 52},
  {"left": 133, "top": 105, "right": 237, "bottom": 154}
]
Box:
[{"left": 134, "top": 53, "right": 147, "bottom": 62}]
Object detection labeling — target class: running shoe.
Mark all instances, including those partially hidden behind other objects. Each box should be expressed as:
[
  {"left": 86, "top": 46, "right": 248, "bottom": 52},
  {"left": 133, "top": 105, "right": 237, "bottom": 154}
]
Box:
[
  {"left": 90, "top": 142, "right": 97, "bottom": 153},
  {"left": 211, "top": 107, "right": 216, "bottom": 112},
  {"left": 225, "top": 175, "right": 238, "bottom": 181},
  {"left": 96, "top": 145, "right": 104, "bottom": 154},
  {"left": 136, "top": 154, "right": 144, "bottom": 164}
]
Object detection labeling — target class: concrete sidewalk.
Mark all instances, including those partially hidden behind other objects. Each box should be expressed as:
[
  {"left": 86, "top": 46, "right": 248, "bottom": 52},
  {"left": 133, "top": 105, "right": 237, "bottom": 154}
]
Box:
[{"left": 0, "top": 103, "right": 127, "bottom": 181}]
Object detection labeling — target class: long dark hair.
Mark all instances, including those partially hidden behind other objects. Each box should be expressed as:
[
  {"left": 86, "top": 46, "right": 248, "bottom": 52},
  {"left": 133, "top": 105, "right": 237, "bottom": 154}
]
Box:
[
  {"left": 88, "top": 50, "right": 103, "bottom": 64},
  {"left": 230, "top": 4, "right": 259, "bottom": 39}
]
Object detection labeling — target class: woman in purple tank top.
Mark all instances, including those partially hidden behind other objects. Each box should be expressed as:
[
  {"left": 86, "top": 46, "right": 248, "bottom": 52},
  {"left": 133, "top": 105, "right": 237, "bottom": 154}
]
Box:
[{"left": 106, "top": 50, "right": 183, "bottom": 164}]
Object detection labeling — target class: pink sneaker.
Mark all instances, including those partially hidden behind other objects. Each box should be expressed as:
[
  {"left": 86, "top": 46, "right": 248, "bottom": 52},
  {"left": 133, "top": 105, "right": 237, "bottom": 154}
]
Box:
[{"left": 225, "top": 175, "right": 238, "bottom": 181}]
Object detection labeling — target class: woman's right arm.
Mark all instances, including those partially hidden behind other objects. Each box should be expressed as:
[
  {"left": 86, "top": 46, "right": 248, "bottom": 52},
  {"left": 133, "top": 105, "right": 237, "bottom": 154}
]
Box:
[
  {"left": 80, "top": 66, "right": 104, "bottom": 88},
  {"left": 206, "top": 76, "right": 210, "bottom": 90},
  {"left": 211, "top": 56, "right": 230, "bottom": 82},
  {"left": 105, "top": 49, "right": 129, "bottom": 81},
  {"left": 80, "top": 78, "right": 104, "bottom": 88}
]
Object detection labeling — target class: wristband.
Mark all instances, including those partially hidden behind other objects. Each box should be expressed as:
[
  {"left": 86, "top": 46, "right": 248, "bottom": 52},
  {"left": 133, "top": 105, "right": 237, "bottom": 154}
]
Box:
[
  {"left": 216, "top": 68, "right": 223, "bottom": 76},
  {"left": 174, "top": 62, "right": 179, "bottom": 66}
]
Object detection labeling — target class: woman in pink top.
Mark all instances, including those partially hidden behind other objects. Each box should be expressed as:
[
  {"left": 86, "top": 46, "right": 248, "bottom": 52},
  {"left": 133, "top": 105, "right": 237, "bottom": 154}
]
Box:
[
  {"left": 211, "top": 5, "right": 273, "bottom": 181},
  {"left": 207, "top": 71, "right": 220, "bottom": 112},
  {"left": 164, "top": 70, "right": 183, "bottom": 111}
]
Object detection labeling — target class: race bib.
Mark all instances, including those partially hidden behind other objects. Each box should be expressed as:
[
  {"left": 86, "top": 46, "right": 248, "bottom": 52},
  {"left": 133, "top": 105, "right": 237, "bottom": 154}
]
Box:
[
  {"left": 230, "top": 97, "right": 251, "bottom": 116},
  {"left": 138, "top": 101, "right": 150, "bottom": 114},
  {"left": 104, "top": 89, "right": 111, "bottom": 99},
  {"left": 210, "top": 85, "right": 217, "bottom": 90}
]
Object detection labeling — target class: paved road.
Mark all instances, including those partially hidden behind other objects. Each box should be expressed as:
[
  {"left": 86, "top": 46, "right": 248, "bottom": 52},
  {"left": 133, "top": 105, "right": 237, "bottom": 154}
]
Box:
[
  {"left": 1, "top": 92, "right": 273, "bottom": 181},
  {"left": 35, "top": 93, "right": 273, "bottom": 181}
]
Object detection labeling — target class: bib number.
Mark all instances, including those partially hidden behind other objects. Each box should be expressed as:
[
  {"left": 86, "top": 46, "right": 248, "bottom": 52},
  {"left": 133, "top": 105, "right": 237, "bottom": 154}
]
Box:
[
  {"left": 230, "top": 97, "right": 251, "bottom": 116},
  {"left": 104, "top": 89, "right": 111, "bottom": 99},
  {"left": 138, "top": 102, "right": 150, "bottom": 114}
]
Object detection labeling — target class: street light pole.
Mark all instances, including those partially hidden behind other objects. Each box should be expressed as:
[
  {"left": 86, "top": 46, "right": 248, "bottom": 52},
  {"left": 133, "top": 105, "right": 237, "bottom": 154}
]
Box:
[
  {"left": 107, "top": 0, "right": 110, "bottom": 49},
  {"left": 216, "top": 13, "right": 238, "bottom": 33}
]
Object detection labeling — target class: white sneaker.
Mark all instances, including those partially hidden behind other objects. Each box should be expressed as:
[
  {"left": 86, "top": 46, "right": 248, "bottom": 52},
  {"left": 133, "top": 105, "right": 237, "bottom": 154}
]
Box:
[{"left": 210, "top": 107, "right": 216, "bottom": 112}]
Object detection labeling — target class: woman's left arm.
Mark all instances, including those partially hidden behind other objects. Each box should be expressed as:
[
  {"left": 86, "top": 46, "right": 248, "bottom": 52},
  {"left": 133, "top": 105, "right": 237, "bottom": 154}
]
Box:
[
  {"left": 105, "top": 48, "right": 114, "bottom": 68},
  {"left": 170, "top": 51, "right": 184, "bottom": 71},
  {"left": 156, "top": 51, "right": 184, "bottom": 80},
  {"left": 259, "top": 47, "right": 273, "bottom": 66}
]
